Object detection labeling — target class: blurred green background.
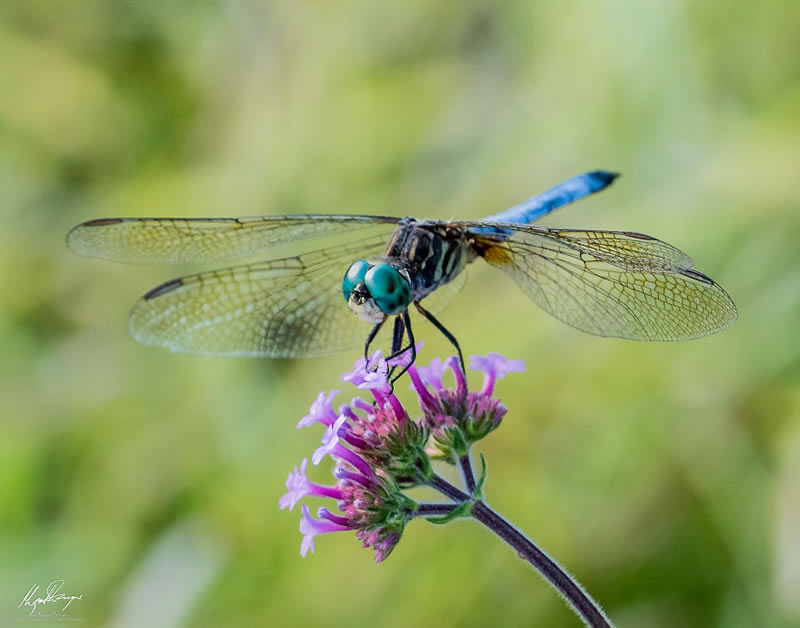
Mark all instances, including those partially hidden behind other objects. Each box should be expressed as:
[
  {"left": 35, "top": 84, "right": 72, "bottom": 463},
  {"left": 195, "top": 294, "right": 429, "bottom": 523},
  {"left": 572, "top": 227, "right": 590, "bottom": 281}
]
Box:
[{"left": 2, "top": 1, "right": 799, "bottom": 626}]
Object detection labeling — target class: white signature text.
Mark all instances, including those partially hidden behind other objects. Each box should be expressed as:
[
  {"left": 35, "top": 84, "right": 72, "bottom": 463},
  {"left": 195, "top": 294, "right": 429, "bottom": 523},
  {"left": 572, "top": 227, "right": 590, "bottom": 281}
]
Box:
[{"left": 18, "top": 580, "right": 83, "bottom": 616}]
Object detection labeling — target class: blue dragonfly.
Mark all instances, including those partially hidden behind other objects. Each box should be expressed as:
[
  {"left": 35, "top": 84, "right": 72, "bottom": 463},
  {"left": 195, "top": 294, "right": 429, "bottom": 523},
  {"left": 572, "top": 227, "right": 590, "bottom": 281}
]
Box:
[{"left": 68, "top": 171, "right": 736, "bottom": 376}]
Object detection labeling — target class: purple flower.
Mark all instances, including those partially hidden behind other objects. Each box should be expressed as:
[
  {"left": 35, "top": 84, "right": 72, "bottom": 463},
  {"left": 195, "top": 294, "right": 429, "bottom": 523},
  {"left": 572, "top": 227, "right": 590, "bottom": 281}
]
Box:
[
  {"left": 297, "top": 390, "right": 340, "bottom": 428},
  {"left": 279, "top": 459, "right": 343, "bottom": 511},
  {"left": 283, "top": 349, "right": 524, "bottom": 561},
  {"left": 341, "top": 351, "right": 387, "bottom": 387},
  {"left": 358, "top": 369, "right": 393, "bottom": 395},
  {"left": 357, "top": 529, "right": 400, "bottom": 563},
  {"left": 311, "top": 415, "right": 377, "bottom": 479},
  {"left": 469, "top": 353, "right": 525, "bottom": 397},
  {"left": 292, "top": 467, "right": 412, "bottom": 561},
  {"left": 312, "top": 415, "right": 349, "bottom": 464},
  {"left": 415, "top": 357, "right": 447, "bottom": 391},
  {"left": 385, "top": 341, "right": 424, "bottom": 371},
  {"left": 408, "top": 352, "right": 522, "bottom": 458},
  {"left": 341, "top": 350, "right": 405, "bottom": 413},
  {"left": 299, "top": 504, "right": 351, "bottom": 557},
  {"left": 280, "top": 350, "right": 612, "bottom": 628}
]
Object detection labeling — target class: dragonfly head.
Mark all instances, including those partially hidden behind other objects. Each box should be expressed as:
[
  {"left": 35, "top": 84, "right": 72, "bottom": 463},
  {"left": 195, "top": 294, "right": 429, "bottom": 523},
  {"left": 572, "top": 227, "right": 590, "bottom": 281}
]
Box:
[{"left": 343, "top": 260, "right": 410, "bottom": 323}]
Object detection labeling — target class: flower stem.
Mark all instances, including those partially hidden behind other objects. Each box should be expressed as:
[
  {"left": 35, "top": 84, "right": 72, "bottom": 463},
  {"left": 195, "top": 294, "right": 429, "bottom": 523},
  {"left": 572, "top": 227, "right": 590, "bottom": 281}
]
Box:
[
  {"left": 458, "top": 453, "right": 476, "bottom": 494},
  {"left": 415, "top": 503, "right": 458, "bottom": 517},
  {"left": 429, "top": 473, "right": 470, "bottom": 502},
  {"left": 471, "top": 500, "right": 613, "bottom": 628}
]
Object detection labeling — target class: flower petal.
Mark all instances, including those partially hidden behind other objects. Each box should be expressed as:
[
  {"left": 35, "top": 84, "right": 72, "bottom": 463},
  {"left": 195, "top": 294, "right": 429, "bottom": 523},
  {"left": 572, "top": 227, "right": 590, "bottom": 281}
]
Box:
[
  {"left": 297, "top": 390, "right": 340, "bottom": 428},
  {"left": 299, "top": 504, "right": 350, "bottom": 557},
  {"left": 279, "top": 459, "right": 311, "bottom": 511}
]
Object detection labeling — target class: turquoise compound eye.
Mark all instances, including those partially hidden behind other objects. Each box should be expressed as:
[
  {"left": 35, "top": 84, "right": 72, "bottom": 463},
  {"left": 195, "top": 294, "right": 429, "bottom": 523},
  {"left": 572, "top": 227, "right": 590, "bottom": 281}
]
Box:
[
  {"left": 364, "top": 264, "right": 410, "bottom": 315},
  {"left": 343, "top": 260, "right": 370, "bottom": 301}
]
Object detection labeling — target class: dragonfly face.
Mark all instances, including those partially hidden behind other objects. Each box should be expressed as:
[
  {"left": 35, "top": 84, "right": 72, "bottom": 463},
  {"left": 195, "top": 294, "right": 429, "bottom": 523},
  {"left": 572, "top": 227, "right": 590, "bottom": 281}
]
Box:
[
  {"left": 66, "top": 170, "right": 737, "bottom": 368},
  {"left": 342, "top": 259, "right": 411, "bottom": 323}
]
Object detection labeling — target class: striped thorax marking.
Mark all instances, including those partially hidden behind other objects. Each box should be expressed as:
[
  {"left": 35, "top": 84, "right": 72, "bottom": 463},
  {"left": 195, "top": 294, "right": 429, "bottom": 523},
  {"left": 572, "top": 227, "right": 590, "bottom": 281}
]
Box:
[{"left": 383, "top": 219, "right": 469, "bottom": 302}]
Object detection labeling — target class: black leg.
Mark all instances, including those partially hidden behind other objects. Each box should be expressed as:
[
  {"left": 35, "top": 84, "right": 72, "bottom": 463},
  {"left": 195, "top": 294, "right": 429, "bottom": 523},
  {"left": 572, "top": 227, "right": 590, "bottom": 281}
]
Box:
[
  {"left": 389, "top": 310, "right": 417, "bottom": 385},
  {"left": 414, "top": 302, "right": 465, "bottom": 374},
  {"left": 391, "top": 315, "right": 405, "bottom": 355},
  {"left": 364, "top": 317, "right": 387, "bottom": 364},
  {"left": 384, "top": 314, "right": 415, "bottom": 360},
  {"left": 386, "top": 316, "right": 406, "bottom": 382}
]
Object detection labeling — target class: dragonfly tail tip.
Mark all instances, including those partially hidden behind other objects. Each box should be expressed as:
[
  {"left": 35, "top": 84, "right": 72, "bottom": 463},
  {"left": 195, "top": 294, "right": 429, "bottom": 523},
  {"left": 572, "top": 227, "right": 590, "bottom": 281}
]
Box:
[{"left": 583, "top": 170, "right": 622, "bottom": 193}]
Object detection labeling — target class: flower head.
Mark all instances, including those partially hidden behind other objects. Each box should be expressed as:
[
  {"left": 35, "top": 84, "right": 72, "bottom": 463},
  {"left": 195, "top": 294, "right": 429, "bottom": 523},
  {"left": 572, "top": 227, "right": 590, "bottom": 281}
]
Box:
[
  {"left": 282, "top": 348, "right": 524, "bottom": 560},
  {"left": 408, "top": 353, "right": 521, "bottom": 459},
  {"left": 292, "top": 461, "right": 414, "bottom": 561}
]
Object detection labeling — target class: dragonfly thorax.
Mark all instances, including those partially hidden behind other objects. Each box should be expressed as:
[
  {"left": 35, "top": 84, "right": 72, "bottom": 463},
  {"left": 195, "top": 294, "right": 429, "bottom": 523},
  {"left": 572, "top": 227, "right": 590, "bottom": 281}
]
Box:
[
  {"left": 343, "top": 259, "right": 411, "bottom": 323},
  {"left": 383, "top": 219, "right": 470, "bottom": 302}
]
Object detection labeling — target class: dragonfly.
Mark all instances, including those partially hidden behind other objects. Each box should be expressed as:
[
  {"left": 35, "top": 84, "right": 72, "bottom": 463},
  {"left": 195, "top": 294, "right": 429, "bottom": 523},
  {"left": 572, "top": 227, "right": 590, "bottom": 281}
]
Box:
[{"left": 67, "top": 170, "right": 737, "bottom": 378}]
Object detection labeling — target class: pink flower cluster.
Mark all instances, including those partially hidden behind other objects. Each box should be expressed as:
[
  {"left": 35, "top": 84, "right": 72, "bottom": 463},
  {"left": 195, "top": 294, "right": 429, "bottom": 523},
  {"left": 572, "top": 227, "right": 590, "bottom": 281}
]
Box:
[{"left": 280, "top": 349, "right": 524, "bottom": 561}]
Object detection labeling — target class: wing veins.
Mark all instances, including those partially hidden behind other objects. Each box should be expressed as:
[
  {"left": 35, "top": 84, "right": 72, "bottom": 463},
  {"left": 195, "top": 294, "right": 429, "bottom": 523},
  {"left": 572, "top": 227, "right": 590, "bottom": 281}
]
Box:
[
  {"left": 478, "top": 229, "right": 735, "bottom": 341},
  {"left": 128, "top": 234, "right": 392, "bottom": 356},
  {"left": 68, "top": 214, "right": 400, "bottom": 264}
]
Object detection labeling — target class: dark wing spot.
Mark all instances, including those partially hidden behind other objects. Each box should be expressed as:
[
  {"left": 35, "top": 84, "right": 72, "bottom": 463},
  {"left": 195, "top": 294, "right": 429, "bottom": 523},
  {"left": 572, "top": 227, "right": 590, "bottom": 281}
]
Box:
[
  {"left": 144, "top": 278, "right": 184, "bottom": 300},
  {"left": 84, "top": 218, "right": 125, "bottom": 227},
  {"left": 681, "top": 269, "right": 714, "bottom": 285},
  {"left": 619, "top": 231, "right": 656, "bottom": 240}
]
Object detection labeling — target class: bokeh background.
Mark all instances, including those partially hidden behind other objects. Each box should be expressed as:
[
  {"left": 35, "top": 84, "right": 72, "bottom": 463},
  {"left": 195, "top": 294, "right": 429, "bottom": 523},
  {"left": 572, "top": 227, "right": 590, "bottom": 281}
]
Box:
[{"left": 2, "top": 2, "right": 799, "bottom": 626}]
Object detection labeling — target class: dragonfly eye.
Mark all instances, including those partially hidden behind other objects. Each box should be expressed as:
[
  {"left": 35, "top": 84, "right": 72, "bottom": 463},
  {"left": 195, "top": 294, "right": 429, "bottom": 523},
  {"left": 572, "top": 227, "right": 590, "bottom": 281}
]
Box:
[
  {"left": 342, "top": 259, "right": 371, "bottom": 301},
  {"left": 364, "top": 264, "right": 410, "bottom": 315}
]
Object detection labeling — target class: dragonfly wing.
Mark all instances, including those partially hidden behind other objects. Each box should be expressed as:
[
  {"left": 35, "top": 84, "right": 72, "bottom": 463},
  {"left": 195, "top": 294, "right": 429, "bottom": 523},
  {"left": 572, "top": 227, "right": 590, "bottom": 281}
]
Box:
[
  {"left": 470, "top": 225, "right": 737, "bottom": 341},
  {"left": 417, "top": 270, "right": 467, "bottom": 315},
  {"left": 128, "top": 235, "right": 393, "bottom": 356},
  {"left": 529, "top": 227, "right": 696, "bottom": 271},
  {"left": 68, "top": 214, "right": 399, "bottom": 264},
  {"left": 464, "top": 221, "right": 696, "bottom": 271}
]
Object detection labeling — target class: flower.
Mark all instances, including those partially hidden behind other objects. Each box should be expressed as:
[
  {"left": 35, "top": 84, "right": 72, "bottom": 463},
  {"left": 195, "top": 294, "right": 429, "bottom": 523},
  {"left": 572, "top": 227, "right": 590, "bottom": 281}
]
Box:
[
  {"left": 280, "top": 350, "right": 611, "bottom": 628},
  {"left": 470, "top": 353, "right": 525, "bottom": 397},
  {"left": 297, "top": 390, "right": 340, "bottom": 428},
  {"left": 341, "top": 351, "right": 386, "bottom": 387},
  {"left": 299, "top": 504, "right": 351, "bottom": 557},
  {"left": 282, "top": 348, "right": 524, "bottom": 561},
  {"left": 415, "top": 357, "right": 448, "bottom": 391},
  {"left": 408, "top": 353, "right": 520, "bottom": 459},
  {"left": 289, "top": 459, "right": 414, "bottom": 561},
  {"left": 278, "top": 459, "right": 343, "bottom": 511}
]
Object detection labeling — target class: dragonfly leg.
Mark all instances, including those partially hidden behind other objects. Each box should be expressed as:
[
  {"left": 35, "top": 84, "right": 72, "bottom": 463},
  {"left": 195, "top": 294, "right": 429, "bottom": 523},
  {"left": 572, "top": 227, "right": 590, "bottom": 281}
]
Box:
[
  {"left": 384, "top": 312, "right": 417, "bottom": 377},
  {"left": 388, "top": 311, "right": 417, "bottom": 385},
  {"left": 385, "top": 316, "right": 407, "bottom": 382},
  {"left": 414, "top": 302, "right": 465, "bottom": 374},
  {"left": 391, "top": 315, "right": 406, "bottom": 355},
  {"left": 364, "top": 317, "right": 388, "bottom": 365}
]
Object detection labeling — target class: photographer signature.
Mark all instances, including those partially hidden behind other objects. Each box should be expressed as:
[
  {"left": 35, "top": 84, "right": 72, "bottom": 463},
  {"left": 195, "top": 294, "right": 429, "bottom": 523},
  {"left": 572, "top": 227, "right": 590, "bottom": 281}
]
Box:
[{"left": 18, "top": 579, "right": 83, "bottom": 616}]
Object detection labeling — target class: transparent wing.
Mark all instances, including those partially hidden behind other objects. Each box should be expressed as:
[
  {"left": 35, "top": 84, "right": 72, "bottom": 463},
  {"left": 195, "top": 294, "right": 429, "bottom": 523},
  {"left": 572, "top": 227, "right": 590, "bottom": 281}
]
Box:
[
  {"left": 461, "top": 221, "right": 696, "bottom": 271},
  {"left": 128, "top": 235, "right": 395, "bottom": 356},
  {"left": 418, "top": 270, "right": 467, "bottom": 315},
  {"left": 67, "top": 214, "right": 399, "bottom": 264},
  {"left": 466, "top": 223, "right": 737, "bottom": 341}
]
